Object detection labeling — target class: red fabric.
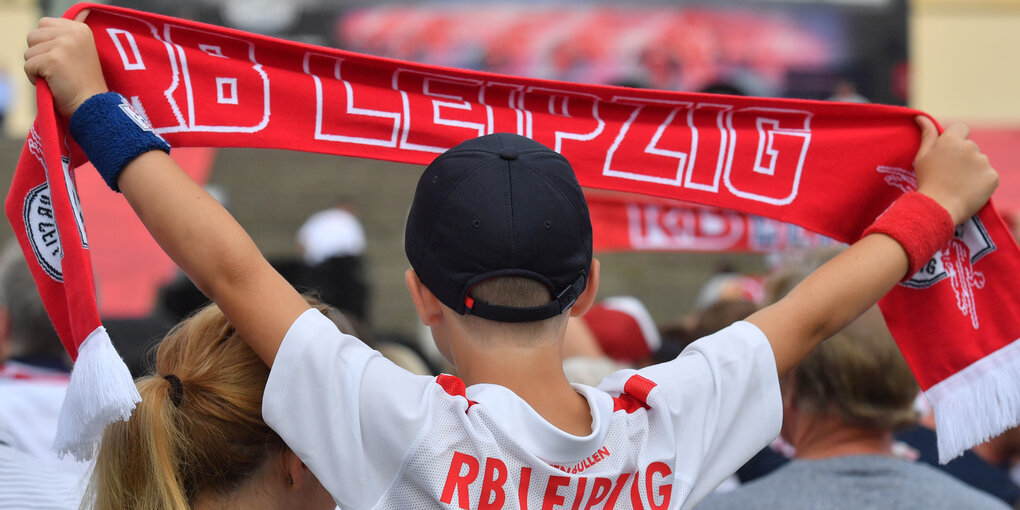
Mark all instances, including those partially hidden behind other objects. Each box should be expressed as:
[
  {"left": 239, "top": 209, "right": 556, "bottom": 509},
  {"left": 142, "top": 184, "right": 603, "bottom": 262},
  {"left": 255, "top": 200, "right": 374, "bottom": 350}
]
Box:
[
  {"left": 623, "top": 375, "right": 656, "bottom": 403},
  {"left": 863, "top": 192, "right": 955, "bottom": 278},
  {"left": 436, "top": 374, "right": 468, "bottom": 398},
  {"left": 436, "top": 374, "right": 477, "bottom": 411},
  {"left": 612, "top": 375, "right": 656, "bottom": 413},
  {"left": 612, "top": 395, "right": 650, "bottom": 414},
  {"left": 5, "top": 82, "right": 99, "bottom": 361},
  {"left": 8, "top": 3, "right": 1020, "bottom": 453},
  {"left": 587, "top": 191, "right": 837, "bottom": 253},
  {"left": 583, "top": 306, "right": 652, "bottom": 362}
]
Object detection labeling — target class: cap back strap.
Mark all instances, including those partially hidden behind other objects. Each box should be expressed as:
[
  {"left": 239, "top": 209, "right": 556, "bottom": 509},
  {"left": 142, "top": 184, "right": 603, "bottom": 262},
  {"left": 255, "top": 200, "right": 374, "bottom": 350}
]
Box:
[{"left": 465, "top": 273, "right": 586, "bottom": 323}]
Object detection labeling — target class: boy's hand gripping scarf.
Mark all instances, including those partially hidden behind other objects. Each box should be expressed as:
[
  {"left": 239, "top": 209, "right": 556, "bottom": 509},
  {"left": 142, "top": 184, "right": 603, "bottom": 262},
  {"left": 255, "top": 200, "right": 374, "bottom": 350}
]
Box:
[{"left": 9, "top": 3, "right": 1020, "bottom": 463}]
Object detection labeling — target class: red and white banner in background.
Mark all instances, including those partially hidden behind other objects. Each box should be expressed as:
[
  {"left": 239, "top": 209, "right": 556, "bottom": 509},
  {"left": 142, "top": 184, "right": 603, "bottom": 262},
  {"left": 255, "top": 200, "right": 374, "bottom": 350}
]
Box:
[
  {"left": 587, "top": 191, "right": 837, "bottom": 253},
  {"left": 8, "top": 3, "right": 1020, "bottom": 462}
]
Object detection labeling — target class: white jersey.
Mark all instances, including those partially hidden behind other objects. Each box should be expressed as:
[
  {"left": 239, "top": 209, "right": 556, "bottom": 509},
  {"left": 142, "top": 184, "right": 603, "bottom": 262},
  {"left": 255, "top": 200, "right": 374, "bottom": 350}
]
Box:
[
  {"left": 0, "top": 362, "right": 90, "bottom": 478},
  {"left": 0, "top": 420, "right": 85, "bottom": 510},
  {"left": 264, "top": 310, "right": 781, "bottom": 510}
]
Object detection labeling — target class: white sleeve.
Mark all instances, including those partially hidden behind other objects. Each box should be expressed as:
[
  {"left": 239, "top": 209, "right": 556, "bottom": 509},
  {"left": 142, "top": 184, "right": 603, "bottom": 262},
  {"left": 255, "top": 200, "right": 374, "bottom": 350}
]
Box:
[
  {"left": 605, "top": 320, "right": 782, "bottom": 509},
  {"left": 263, "top": 309, "right": 436, "bottom": 509}
]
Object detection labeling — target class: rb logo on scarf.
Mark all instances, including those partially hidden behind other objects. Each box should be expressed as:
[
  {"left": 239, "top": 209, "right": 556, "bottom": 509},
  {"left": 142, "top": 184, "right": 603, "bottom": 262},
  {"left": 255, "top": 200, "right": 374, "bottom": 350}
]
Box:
[
  {"left": 878, "top": 165, "right": 993, "bottom": 330},
  {"left": 23, "top": 128, "right": 90, "bottom": 283}
]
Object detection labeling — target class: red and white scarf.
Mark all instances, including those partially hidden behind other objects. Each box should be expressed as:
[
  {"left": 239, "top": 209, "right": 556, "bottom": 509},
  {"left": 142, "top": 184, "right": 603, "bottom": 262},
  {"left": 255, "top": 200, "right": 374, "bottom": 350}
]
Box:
[{"left": 9, "top": 3, "right": 1020, "bottom": 463}]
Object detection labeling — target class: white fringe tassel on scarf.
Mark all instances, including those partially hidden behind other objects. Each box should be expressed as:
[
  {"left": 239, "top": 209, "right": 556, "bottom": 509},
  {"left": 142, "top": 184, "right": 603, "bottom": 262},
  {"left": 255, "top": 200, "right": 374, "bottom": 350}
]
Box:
[
  {"left": 53, "top": 326, "right": 141, "bottom": 461},
  {"left": 926, "top": 337, "right": 1020, "bottom": 464}
]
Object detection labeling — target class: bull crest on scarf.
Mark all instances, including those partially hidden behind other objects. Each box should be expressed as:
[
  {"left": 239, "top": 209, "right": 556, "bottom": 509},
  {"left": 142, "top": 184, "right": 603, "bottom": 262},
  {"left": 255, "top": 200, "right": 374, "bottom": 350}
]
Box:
[{"left": 878, "top": 165, "right": 994, "bottom": 330}]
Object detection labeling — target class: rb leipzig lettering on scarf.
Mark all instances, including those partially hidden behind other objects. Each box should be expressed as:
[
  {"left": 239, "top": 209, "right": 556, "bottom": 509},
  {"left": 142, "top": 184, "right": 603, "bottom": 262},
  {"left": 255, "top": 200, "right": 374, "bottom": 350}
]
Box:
[{"left": 101, "top": 12, "right": 809, "bottom": 212}]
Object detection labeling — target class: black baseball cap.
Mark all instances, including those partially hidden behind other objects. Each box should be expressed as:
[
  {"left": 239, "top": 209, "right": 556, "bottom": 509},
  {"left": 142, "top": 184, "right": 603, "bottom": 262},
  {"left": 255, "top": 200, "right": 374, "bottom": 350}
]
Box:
[{"left": 405, "top": 133, "right": 593, "bottom": 323}]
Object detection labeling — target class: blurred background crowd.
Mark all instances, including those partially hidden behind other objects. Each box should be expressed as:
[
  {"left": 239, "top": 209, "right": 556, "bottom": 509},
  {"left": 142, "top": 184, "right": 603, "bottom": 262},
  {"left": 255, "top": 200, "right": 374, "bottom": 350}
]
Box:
[{"left": 1, "top": 0, "right": 1019, "bottom": 508}]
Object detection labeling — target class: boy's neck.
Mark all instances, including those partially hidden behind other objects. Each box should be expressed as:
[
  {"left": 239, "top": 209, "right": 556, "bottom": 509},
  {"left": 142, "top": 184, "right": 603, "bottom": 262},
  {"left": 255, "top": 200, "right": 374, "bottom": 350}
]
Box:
[{"left": 455, "top": 341, "right": 593, "bottom": 437}]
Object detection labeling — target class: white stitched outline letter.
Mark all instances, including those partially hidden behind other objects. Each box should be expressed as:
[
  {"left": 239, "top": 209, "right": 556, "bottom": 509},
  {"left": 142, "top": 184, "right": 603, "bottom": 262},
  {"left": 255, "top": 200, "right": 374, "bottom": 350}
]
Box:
[
  {"left": 216, "top": 77, "right": 238, "bottom": 104},
  {"left": 303, "top": 52, "right": 401, "bottom": 147},
  {"left": 107, "top": 29, "right": 146, "bottom": 70},
  {"left": 723, "top": 107, "right": 812, "bottom": 206}
]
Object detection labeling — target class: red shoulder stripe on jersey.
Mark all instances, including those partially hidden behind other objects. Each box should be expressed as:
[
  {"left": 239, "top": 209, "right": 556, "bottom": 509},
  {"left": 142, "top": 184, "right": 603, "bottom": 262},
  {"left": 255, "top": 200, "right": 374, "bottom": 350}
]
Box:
[
  {"left": 436, "top": 374, "right": 467, "bottom": 396},
  {"left": 623, "top": 374, "right": 656, "bottom": 401},
  {"left": 612, "top": 374, "right": 657, "bottom": 413},
  {"left": 435, "top": 374, "right": 477, "bottom": 411},
  {"left": 613, "top": 394, "right": 648, "bottom": 413}
]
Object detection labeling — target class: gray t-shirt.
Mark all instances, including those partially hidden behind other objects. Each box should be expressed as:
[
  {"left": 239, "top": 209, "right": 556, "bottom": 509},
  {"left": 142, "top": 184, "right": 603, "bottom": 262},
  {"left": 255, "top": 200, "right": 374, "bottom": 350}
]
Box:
[{"left": 695, "top": 455, "right": 1009, "bottom": 510}]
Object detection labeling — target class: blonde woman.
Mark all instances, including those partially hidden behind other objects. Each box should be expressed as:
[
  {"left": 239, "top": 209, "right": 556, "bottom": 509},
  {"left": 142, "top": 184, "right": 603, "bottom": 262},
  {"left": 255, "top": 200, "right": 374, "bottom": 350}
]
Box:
[{"left": 83, "top": 301, "right": 338, "bottom": 510}]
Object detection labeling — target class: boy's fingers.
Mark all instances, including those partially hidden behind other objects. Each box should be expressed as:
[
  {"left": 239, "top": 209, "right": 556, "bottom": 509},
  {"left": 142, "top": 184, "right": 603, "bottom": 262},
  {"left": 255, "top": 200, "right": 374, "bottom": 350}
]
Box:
[
  {"left": 23, "top": 38, "right": 59, "bottom": 81},
  {"left": 914, "top": 115, "right": 938, "bottom": 158},
  {"left": 73, "top": 9, "right": 92, "bottom": 23},
  {"left": 23, "top": 39, "right": 48, "bottom": 60},
  {"left": 36, "top": 17, "right": 67, "bottom": 28},
  {"left": 25, "top": 26, "right": 64, "bottom": 48},
  {"left": 23, "top": 57, "right": 42, "bottom": 84},
  {"left": 943, "top": 122, "right": 970, "bottom": 140}
]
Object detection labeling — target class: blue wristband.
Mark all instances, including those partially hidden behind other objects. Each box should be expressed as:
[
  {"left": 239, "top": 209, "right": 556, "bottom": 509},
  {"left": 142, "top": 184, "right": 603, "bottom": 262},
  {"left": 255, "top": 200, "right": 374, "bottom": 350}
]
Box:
[{"left": 69, "top": 92, "right": 170, "bottom": 192}]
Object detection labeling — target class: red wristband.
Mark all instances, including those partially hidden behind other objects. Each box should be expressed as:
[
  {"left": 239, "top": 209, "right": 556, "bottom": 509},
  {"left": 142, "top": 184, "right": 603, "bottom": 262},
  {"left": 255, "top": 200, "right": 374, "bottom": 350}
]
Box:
[{"left": 862, "top": 192, "right": 955, "bottom": 280}]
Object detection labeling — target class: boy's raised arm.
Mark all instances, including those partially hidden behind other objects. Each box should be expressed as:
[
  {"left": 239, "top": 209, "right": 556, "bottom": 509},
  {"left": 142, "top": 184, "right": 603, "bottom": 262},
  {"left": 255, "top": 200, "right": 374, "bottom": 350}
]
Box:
[
  {"left": 748, "top": 117, "right": 998, "bottom": 377},
  {"left": 117, "top": 153, "right": 310, "bottom": 365},
  {"left": 24, "top": 16, "right": 307, "bottom": 365}
]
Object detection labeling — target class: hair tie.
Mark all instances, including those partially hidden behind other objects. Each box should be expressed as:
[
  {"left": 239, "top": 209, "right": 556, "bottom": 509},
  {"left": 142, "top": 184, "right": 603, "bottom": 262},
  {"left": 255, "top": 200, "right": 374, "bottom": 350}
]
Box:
[{"left": 163, "top": 374, "right": 184, "bottom": 407}]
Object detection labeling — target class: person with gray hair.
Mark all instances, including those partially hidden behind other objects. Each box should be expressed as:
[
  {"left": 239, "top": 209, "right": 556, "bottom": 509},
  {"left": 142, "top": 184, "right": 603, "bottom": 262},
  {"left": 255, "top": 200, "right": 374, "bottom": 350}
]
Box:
[
  {"left": 0, "top": 240, "right": 87, "bottom": 478},
  {"left": 0, "top": 240, "right": 68, "bottom": 370},
  {"left": 697, "top": 249, "right": 1008, "bottom": 510}
]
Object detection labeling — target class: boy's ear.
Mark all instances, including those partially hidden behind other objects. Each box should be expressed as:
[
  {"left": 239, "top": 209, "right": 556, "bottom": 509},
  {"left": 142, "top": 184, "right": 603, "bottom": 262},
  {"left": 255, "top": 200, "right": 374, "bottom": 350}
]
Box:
[
  {"left": 569, "top": 258, "right": 600, "bottom": 318},
  {"left": 405, "top": 270, "right": 443, "bottom": 326}
]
